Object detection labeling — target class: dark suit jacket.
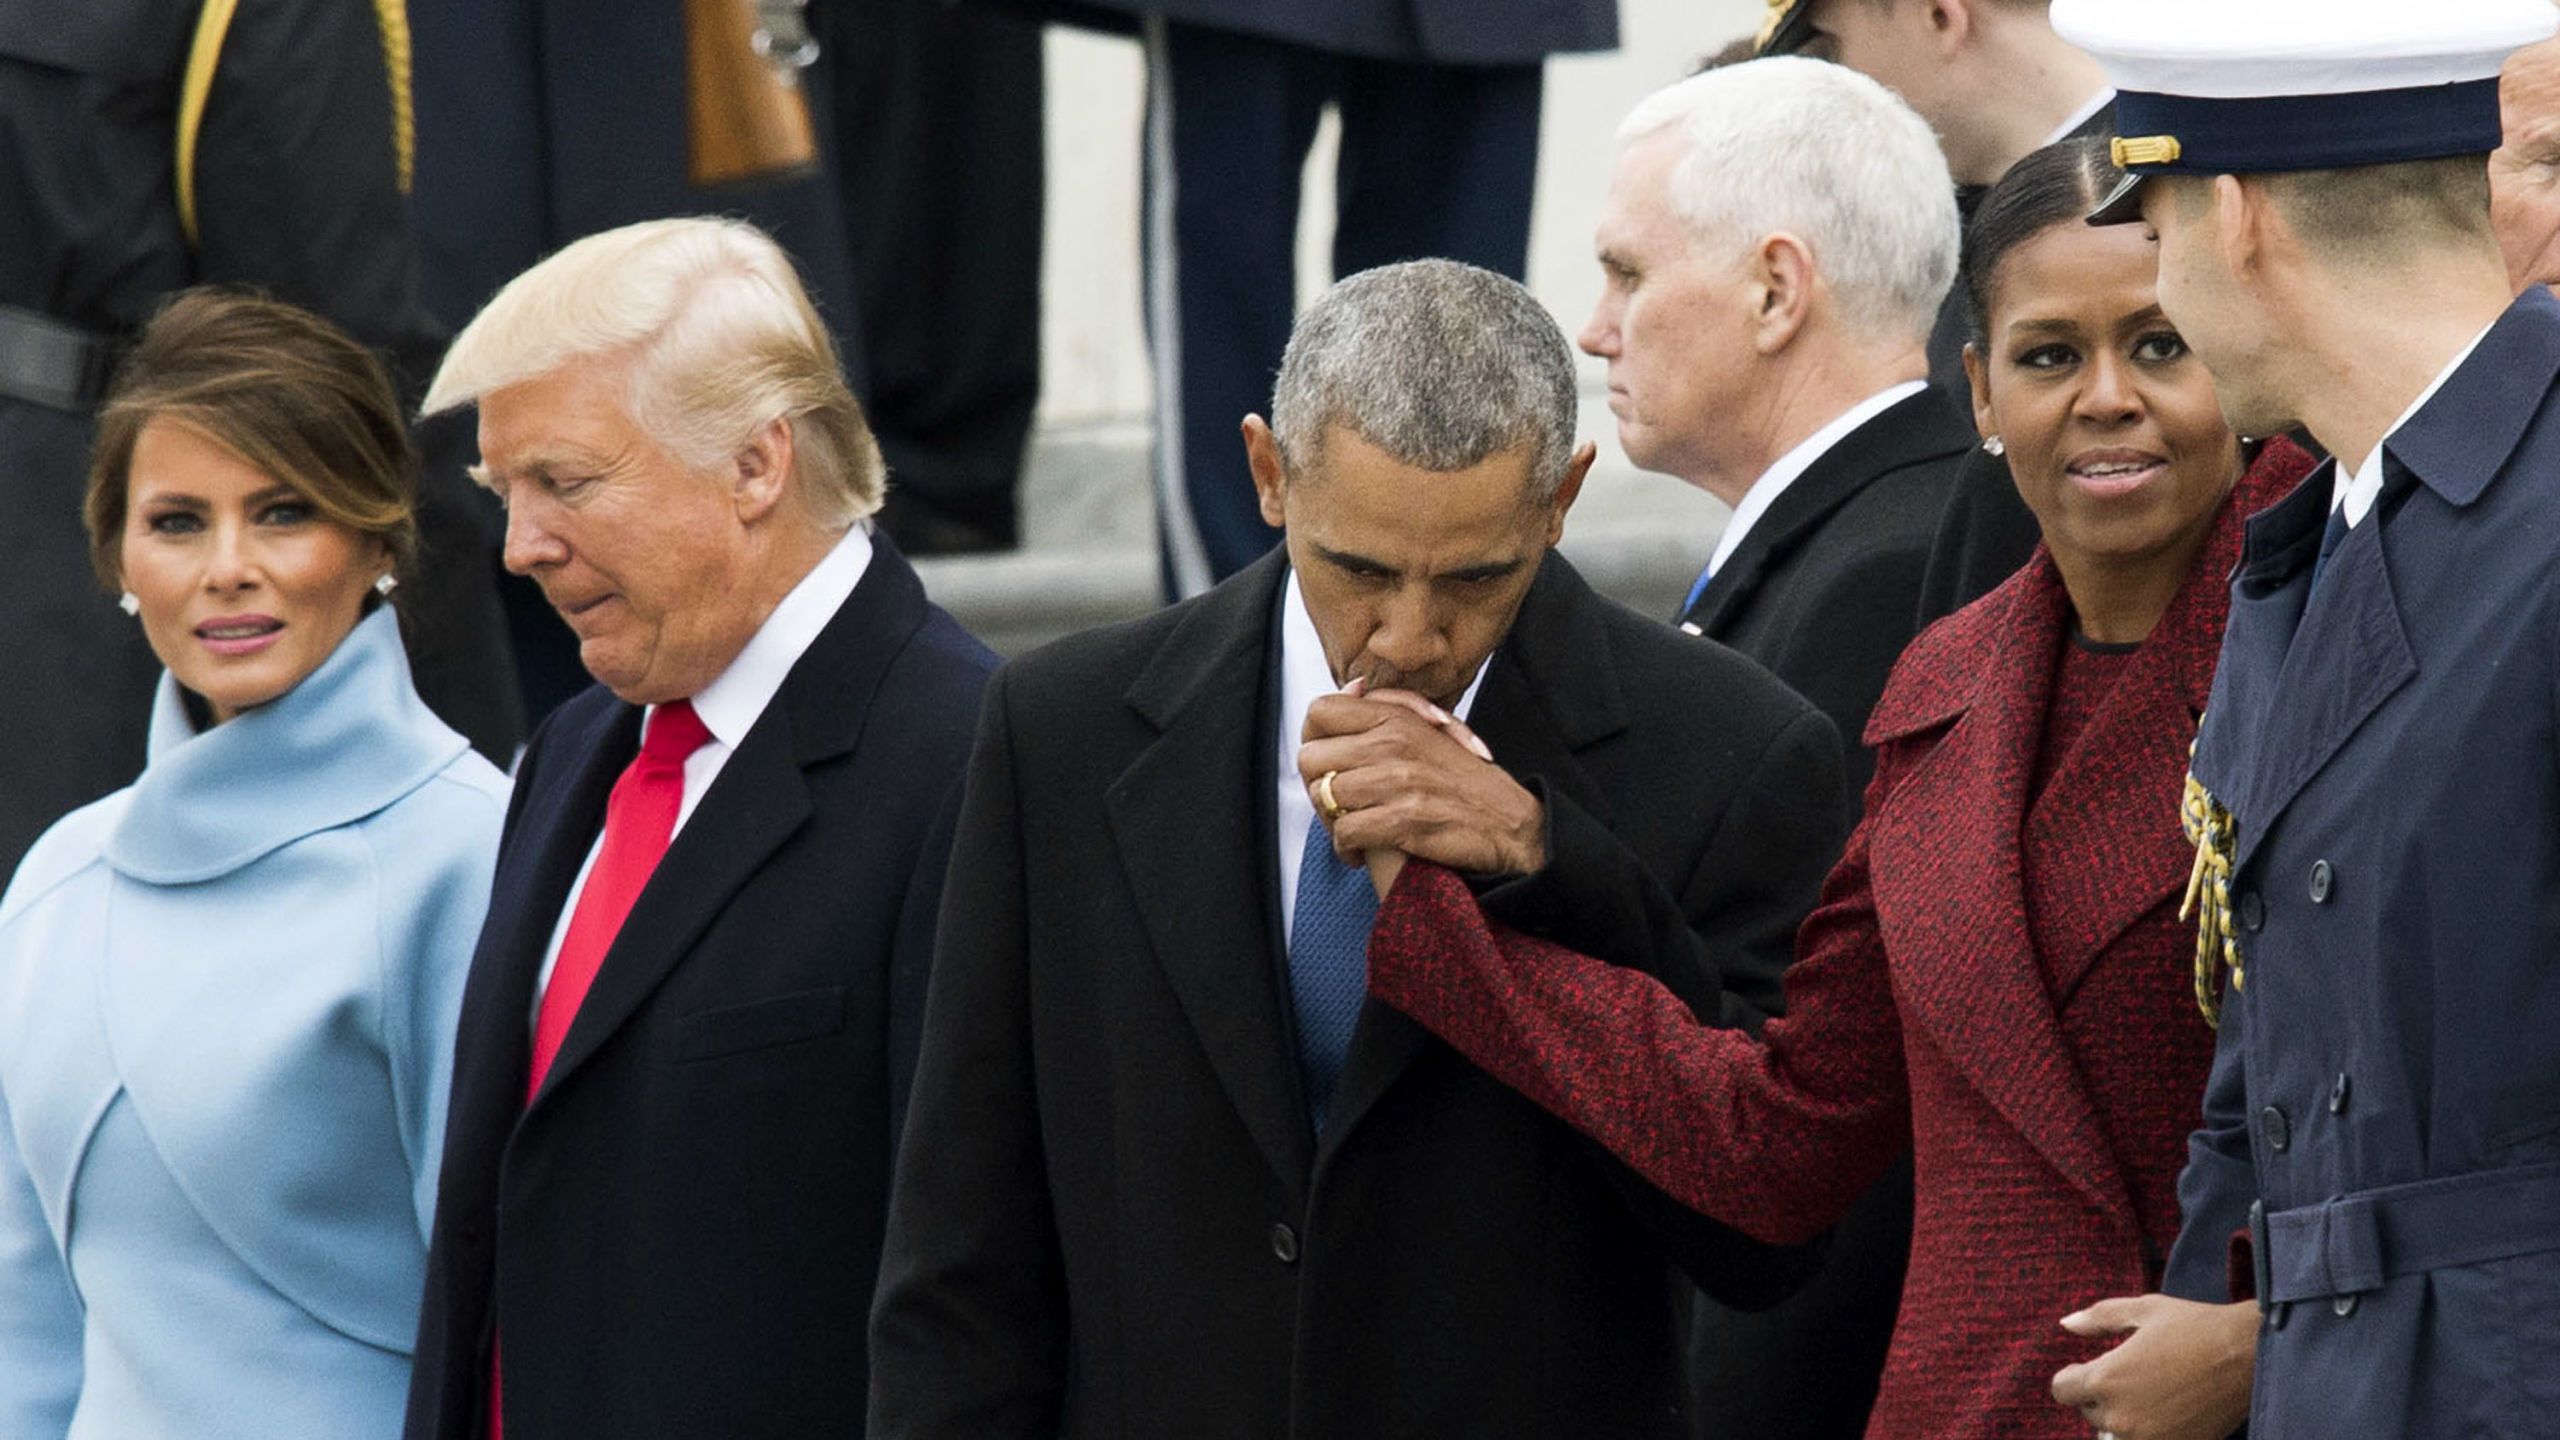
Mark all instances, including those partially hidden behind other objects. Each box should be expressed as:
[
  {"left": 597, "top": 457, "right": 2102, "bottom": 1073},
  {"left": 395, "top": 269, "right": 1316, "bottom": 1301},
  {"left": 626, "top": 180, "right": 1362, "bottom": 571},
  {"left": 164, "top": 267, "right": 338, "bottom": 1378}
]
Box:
[
  {"left": 1683, "top": 385, "right": 1975, "bottom": 804},
  {"left": 957, "top": 0, "right": 1613, "bottom": 66},
  {"left": 404, "top": 538, "right": 994, "bottom": 1440},
  {"left": 1675, "top": 385, "right": 1971, "bottom": 1439},
  {"left": 866, "top": 548, "right": 1845, "bottom": 1439}
]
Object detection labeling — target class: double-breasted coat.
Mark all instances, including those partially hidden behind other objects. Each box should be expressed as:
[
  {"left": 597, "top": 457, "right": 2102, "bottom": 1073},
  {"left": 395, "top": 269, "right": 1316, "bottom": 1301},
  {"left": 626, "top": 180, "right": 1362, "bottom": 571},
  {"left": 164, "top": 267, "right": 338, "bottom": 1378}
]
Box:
[
  {"left": 2163, "top": 288, "right": 2560, "bottom": 1437},
  {"left": 866, "top": 548, "right": 1844, "bottom": 1439},
  {"left": 1366, "top": 444, "right": 2319, "bottom": 1438}
]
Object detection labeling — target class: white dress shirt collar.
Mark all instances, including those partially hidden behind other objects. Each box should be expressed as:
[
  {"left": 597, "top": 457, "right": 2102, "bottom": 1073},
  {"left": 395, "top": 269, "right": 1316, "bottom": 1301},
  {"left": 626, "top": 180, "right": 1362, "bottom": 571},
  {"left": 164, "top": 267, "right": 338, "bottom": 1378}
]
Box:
[
  {"left": 1706, "top": 380, "right": 1929, "bottom": 580},
  {"left": 530, "top": 524, "right": 875, "bottom": 1021},
  {"left": 683, "top": 523, "right": 876, "bottom": 754},
  {"left": 1274, "top": 570, "right": 1489, "bottom": 945},
  {"left": 2047, "top": 87, "right": 2117, "bottom": 145},
  {"left": 2332, "top": 322, "right": 2494, "bottom": 528}
]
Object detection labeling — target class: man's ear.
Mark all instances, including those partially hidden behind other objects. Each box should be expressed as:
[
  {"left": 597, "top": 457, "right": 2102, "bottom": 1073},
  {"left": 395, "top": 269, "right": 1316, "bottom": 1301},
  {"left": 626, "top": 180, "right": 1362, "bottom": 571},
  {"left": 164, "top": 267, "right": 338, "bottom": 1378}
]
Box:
[
  {"left": 1752, "top": 232, "right": 1818, "bottom": 356},
  {"left": 2215, "top": 174, "right": 2267, "bottom": 280},
  {"left": 731, "top": 415, "right": 795, "bottom": 523},
  {"left": 1243, "top": 415, "right": 1290, "bottom": 530},
  {"left": 1544, "top": 441, "right": 1597, "bottom": 546},
  {"left": 1926, "top": 0, "right": 1976, "bottom": 55}
]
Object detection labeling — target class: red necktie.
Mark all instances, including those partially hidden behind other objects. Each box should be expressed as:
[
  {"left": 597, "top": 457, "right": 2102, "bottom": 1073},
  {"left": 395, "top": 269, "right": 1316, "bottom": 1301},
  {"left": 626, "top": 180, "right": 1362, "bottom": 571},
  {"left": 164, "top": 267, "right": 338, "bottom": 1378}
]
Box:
[
  {"left": 525, "top": 699, "right": 713, "bottom": 1098},
  {"left": 494, "top": 699, "right": 712, "bottom": 1439}
]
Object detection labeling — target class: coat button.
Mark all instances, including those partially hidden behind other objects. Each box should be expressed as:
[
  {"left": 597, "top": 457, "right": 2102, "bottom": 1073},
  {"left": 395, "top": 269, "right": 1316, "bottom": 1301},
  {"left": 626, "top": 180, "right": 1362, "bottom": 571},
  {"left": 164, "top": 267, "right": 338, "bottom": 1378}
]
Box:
[
  {"left": 2265, "top": 1301, "right": 2290, "bottom": 1331},
  {"left": 2330, "top": 1073, "right": 2353, "bottom": 1115},
  {"left": 2238, "top": 891, "right": 2266, "bottom": 932},
  {"left": 1269, "top": 1223, "right": 1300, "bottom": 1265},
  {"left": 2309, "top": 860, "right": 2335, "bottom": 904},
  {"left": 2260, "top": 1105, "right": 2291, "bottom": 1152},
  {"left": 2333, "top": 1293, "right": 2360, "bottom": 1318}
]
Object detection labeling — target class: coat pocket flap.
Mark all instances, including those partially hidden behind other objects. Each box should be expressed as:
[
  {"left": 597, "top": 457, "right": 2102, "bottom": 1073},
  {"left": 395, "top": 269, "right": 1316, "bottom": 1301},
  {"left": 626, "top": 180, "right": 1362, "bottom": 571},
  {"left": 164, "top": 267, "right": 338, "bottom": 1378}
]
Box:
[{"left": 663, "top": 985, "right": 850, "bottom": 1062}]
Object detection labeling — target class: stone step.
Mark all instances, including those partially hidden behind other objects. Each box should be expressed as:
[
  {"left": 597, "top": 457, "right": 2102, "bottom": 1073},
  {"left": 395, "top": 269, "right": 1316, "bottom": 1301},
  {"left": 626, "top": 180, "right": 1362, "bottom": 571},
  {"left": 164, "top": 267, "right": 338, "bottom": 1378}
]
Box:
[{"left": 911, "top": 394, "right": 1731, "bottom": 655}]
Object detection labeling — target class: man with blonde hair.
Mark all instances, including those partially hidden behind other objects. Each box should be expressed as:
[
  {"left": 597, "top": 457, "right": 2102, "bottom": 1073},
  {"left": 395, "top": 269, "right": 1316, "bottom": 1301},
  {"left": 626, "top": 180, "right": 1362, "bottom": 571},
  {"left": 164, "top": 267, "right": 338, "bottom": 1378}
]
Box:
[
  {"left": 403, "top": 216, "right": 996, "bottom": 1440},
  {"left": 1580, "top": 56, "right": 1967, "bottom": 1440}
]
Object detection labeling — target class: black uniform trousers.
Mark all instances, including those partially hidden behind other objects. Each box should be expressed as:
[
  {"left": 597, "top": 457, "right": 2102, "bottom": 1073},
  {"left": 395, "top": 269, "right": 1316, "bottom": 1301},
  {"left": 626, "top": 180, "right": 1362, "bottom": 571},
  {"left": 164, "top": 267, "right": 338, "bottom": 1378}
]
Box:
[
  {"left": 1142, "top": 20, "right": 1543, "bottom": 596},
  {"left": 820, "top": 0, "right": 1044, "bottom": 553}
]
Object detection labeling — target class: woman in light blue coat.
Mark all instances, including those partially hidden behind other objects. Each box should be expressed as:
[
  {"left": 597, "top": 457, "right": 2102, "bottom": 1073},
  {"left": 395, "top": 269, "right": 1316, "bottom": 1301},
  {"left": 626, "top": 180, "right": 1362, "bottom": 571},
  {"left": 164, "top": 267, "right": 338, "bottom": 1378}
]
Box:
[{"left": 0, "top": 290, "right": 507, "bottom": 1439}]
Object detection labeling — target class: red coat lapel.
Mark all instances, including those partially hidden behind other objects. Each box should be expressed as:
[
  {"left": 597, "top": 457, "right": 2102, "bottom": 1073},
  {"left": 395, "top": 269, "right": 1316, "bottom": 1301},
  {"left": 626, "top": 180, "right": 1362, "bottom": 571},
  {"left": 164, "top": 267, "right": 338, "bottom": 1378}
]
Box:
[
  {"left": 1856, "top": 439, "right": 2319, "bottom": 1237},
  {"left": 1864, "top": 557, "right": 2139, "bottom": 1235}
]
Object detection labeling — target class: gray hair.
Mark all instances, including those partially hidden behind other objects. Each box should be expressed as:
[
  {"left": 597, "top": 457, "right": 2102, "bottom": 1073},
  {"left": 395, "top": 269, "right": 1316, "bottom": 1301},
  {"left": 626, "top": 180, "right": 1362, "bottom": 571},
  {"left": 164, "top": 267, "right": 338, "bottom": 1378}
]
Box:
[
  {"left": 1270, "top": 260, "right": 1579, "bottom": 499},
  {"left": 1619, "top": 57, "right": 1960, "bottom": 344},
  {"left": 422, "top": 216, "right": 883, "bottom": 526}
]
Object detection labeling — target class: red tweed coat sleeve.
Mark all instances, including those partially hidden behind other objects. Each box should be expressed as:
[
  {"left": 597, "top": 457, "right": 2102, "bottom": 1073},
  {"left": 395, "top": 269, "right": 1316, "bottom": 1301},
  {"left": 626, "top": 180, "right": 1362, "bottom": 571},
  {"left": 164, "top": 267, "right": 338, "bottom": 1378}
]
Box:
[{"left": 1366, "top": 826, "right": 1914, "bottom": 1248}]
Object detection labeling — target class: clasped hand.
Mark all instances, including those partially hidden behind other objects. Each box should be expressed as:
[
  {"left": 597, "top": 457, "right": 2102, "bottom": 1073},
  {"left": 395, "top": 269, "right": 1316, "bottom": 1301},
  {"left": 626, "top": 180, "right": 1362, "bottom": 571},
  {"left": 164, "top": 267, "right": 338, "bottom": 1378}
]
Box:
[{"left": 1297, "top": 681, "right": 1545, "bottom": 897}]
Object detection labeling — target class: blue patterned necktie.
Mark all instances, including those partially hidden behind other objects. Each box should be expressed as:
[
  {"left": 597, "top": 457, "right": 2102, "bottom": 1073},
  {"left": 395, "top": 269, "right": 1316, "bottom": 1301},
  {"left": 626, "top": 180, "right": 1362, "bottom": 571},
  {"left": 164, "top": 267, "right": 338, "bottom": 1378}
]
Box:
[{"left": 1290, "top": 814, "right": 1378, "bottom": 1132}]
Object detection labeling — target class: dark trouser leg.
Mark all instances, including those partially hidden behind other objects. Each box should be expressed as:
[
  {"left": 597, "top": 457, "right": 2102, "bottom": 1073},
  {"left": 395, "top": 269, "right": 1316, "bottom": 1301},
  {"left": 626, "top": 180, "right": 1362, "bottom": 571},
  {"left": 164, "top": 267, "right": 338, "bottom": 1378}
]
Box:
[
  {"left": 0, "top": 404, "right": 154, "bottom": 877},
  {"left": 1329, "top": 54, "right": 1542, "bottom": 282},
  {"left": 826, "top": 0, "right": 1043, "bottom": 554},
  {"left": 1143, "top": 19, "right": 1330, "bottom": 597}
]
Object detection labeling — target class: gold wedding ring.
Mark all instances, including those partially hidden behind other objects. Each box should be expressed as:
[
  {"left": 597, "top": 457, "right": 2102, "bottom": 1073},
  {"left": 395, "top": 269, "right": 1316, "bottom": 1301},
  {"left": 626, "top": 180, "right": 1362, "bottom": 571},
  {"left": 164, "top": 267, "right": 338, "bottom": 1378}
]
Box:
[{"left": 1315, "top": 769, "right": 1347, "bottom": 823}]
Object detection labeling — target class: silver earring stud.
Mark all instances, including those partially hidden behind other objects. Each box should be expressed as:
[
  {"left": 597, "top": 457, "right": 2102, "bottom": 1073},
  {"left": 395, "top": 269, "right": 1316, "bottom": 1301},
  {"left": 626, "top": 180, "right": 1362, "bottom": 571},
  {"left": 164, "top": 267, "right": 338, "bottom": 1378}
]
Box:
[
  {"left": 118, "top": 592, "right": 140, "bottom": 616},
  {"left": 374, "top": 573, "right": 398, "bottom": 598},
  {"left": 1982, "top": 435, "right": 2006, "bottom": 457}
]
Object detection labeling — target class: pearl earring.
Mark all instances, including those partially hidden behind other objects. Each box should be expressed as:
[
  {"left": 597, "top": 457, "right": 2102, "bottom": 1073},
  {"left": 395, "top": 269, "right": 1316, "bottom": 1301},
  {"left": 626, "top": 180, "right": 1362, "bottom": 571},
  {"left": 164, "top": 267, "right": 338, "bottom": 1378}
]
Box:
[
  {"left": 1982, "top": 435, "right": 2006, "bottom": 457},
  {"left": 374, "top": 573, "right": 398, "bottom": 598},
  {"left": 118, "top": 592, "right": 140, "bottom": 617}
]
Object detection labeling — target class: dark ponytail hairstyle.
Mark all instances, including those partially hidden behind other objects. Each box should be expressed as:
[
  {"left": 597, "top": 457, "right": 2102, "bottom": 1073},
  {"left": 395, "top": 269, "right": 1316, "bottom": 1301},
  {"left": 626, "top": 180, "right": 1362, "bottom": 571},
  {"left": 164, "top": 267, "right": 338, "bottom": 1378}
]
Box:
[{"left": 1962, "top": 134, "right": 2126, "bottom": 348}]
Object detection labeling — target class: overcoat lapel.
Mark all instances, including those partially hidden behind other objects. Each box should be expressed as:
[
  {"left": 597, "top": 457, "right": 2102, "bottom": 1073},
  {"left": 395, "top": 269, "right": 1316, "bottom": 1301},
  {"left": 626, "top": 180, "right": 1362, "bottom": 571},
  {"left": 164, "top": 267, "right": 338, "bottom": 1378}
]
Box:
[
  {"left": 1324, "top": 557, "right": 1623, "bottom": 1156},
  {"left": 528, "top": 541, "right": 931, "bottom": 1107},
  {"left": 2023, "top": 506, "right": 2246, "bottom": 1000},
  {"left": 474, "top": 704, "right": 637, "bottom": 1094},
  {"left": 2224, "top": 502, "right": 2415, "bottom": 874},
  {"left": 1869, "top": 561, "right": 2137, "bottom": 1234},
  {"left": 1105, "top": 551, "right": 1314, "bottom": 1191}
]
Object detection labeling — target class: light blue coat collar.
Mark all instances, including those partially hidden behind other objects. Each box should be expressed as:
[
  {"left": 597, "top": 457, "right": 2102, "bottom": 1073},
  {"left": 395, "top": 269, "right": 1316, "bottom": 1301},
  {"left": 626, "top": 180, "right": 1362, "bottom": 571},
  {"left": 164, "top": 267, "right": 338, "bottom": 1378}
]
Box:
[{"left": 106, "top": 608, "right": 468, "bottom": 884}]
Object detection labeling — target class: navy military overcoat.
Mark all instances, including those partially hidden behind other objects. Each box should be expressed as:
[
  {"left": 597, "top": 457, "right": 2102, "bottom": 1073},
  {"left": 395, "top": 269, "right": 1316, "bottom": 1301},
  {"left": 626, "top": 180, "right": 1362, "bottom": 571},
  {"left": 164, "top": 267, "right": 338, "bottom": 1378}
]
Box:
[
  {"left": 2165, "top": 287, "right": 2560, "bottom": 1437},
  {"left": 957, "top": 0, "right": 1615, "bottom": 66}
]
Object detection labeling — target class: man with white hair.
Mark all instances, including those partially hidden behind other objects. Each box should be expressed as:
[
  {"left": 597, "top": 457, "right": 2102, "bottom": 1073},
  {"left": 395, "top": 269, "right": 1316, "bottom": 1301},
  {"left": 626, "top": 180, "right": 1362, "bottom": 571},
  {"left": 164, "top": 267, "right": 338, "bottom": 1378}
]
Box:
[
  {"left": 402, "top": 217, "right": 996, "bottom": 1440},
  {"left": 868, "top": 259, "right": 1845, "bottom": 1438},
  {"left": 1758, "top": 0, "right": 2120, "bottom": 626},
  {"left": 1580, "top": 57, "right": 1967, "bottom": 1440}
]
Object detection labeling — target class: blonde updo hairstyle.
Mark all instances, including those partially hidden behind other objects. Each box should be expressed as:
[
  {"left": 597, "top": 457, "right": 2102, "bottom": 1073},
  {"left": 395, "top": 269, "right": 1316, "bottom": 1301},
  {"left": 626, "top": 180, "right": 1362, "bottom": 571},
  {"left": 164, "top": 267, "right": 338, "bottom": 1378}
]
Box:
[
  {"left": 421, "top": 216, "right": 883, "bottom": 527},
  {"left": 85, "top": 287, "right": 419, "bottom": 596}
]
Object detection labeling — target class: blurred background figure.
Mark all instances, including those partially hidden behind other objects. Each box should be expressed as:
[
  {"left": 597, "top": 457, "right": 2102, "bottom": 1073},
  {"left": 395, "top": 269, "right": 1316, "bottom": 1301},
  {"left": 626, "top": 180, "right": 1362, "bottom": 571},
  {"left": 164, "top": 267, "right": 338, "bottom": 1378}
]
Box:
[
  {"left": 819, "top": 0, "right": 1045, "bottom": 561},
  {"left": 0, "top": 290, "right": 506, "bottom": 1440},
  {"left": 409, "top": 0, "right": 1043, "bottom": 723},
  {"left": 975, "top": 0, "right": 1618, "bottom": 599},
  {"left": 1576, "top": 57, "right": 1967, "bottom": 1439},
  {"left": 0, "top": 0, "right": 520, "bottom": 877}
]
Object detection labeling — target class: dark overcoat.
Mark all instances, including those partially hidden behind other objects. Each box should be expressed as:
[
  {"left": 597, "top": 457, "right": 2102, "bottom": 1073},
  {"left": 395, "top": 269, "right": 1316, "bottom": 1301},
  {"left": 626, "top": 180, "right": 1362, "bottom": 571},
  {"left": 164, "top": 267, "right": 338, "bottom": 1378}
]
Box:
[
  {"left": 403, "top": 539, "right": 993, "bottom": 1440},
  {"left": 958, "top": 0, "right": 1615, "bottom": 66},
  {"left": 2165, "top": 288, "right": 2560, "bottom": 1437},
  {"left": 866, "top": 547, "right": 1844, "bottom": 1438}
]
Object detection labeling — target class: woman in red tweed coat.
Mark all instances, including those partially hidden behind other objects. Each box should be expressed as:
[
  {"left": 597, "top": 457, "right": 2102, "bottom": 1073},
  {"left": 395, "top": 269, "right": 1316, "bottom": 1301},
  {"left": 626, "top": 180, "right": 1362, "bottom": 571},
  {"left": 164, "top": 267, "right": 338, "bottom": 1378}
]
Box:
[{"left": 1353, "top": 139, "right": 2315, "bottom": 1440}]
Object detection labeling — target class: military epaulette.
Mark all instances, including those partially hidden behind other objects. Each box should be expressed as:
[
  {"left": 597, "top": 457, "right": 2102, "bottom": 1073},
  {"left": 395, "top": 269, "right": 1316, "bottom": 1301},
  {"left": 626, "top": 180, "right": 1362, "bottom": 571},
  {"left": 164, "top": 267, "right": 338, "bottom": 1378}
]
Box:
[{"left": 2179, "top": 735, "right": 2243, "bottom": 1027}]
